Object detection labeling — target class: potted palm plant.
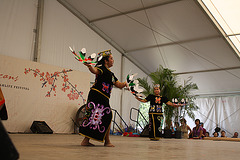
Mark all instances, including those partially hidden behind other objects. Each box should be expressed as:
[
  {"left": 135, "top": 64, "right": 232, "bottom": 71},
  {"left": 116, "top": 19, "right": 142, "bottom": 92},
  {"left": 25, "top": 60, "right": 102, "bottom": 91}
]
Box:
[{"left": 137, "top": 65, "right": 199, "bottom": 138}]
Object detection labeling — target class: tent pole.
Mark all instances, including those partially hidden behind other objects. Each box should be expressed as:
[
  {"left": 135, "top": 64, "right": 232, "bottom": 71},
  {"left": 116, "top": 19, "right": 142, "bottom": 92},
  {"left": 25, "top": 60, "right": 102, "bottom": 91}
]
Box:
[
  {"left": 33, "top": 0, "right": 44, "bottom": 62},
  {"left": 120, "top": 55, "right": 124, "bottom": 120}
]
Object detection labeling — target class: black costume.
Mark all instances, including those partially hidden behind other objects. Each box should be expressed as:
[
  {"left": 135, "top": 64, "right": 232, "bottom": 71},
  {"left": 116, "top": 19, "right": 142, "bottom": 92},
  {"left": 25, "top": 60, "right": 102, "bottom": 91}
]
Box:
[
  {"left": 0, "top": 88, "right": 7, "bottom": 120},
  {"left": 145, "top": 94, "right": 169, "bottom": 140},
  {"left": 79, "top": 65, "right": 118, "bottom": 142}
]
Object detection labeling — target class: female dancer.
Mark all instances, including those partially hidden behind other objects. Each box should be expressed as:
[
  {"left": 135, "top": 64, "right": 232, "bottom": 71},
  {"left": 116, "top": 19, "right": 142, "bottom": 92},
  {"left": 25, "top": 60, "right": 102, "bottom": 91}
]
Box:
[
  {"left": 79, "top": 50, "right": 126, "bottom": 147},
  {"left": 136, "top": 84, "right": 180, "bottom": 140}
]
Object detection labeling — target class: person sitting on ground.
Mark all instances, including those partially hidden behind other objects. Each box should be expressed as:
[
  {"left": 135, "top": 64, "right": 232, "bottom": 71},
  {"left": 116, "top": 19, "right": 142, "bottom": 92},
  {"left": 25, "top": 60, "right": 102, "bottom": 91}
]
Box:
[
  {"left": 213, "top": 132, "right": 219, "bottom": 137},
  {"left": 200, "top": 122, "right": 206, "bottom": 138},
  {"left": 180, "top": 118, "right": 191, "bottom": 139},
  {"left": 192, "top": 119, "right": 203, "bottom": 139},
  {"left": 172, "top": 121, "right": 181, "bottom": 138},
  {"left": 232, "top": 132, "right": 238, "bottom": 138},
  {"left": 169, "top": 121, "right": 175, "bottom": 133},
  {"left": 221, "top": 130, "right": 227, "bottom": 137},
  {"left": 166, "top": 120, "right": 175, "bottom": 138},
  {"left": 174, "top": 122, "right": 180, "bottom": 131},
  {"left": 205, "top": 132, "right": 209, "bottom": 137}
]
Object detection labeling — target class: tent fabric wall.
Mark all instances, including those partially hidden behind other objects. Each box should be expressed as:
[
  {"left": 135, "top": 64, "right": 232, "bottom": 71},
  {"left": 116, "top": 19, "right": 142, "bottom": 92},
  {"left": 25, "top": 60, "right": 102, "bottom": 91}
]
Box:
[
  {"left": 178, "top": 69, "right": 240, "bottom": 95},
  {"left": 59, "top": 0, "right": 240, "bottom": 95},
  {"left": 1, "top": 0, "right": 239, "bottom": 135},
  {"left": 40, "top": 0, "right": 124, "bottom": 83},
  {"left": 0, "top": 0, "right": 37, "bottom": 60},
  {"left": 186, "top": 96, "right": 240, "bottom": 137},
  {"left": 0, "top": 0, "right": 145, "bottom": 133}
]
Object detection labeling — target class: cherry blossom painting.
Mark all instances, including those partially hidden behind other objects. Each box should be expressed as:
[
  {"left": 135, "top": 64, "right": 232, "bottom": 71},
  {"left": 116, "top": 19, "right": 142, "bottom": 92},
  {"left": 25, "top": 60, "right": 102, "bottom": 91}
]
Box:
[{"left": 24, "top": 68, "right": 86, "bottom": 104}]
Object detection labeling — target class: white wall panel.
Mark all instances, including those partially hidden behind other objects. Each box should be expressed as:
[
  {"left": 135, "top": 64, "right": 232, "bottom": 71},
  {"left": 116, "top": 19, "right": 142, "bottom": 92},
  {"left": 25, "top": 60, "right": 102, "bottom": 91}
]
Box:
[
  {"left": 0, "top": 0, "right": 37, "bottom": 60},
  {"left": 40, "top": 0, "right": 122, "bottom": 82},
  {"left": 122, "top": 57, "right": 148, "bottom": 81}
]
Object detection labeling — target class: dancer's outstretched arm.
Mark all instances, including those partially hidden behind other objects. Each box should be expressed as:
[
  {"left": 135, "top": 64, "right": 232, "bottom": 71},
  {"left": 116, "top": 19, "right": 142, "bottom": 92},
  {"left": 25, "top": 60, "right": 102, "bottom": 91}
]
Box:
[
  {"left": 115, "top": 81, "right": 127, "bottom": 89},
  {"left": 135, "top": 96, "right": 147, "bottom": 103},
  {"left": 166, "top": 101, "right": 183, "bottom": 107},
  {"left": 84, "top": 63, "right": 100, "bottom": 75}
]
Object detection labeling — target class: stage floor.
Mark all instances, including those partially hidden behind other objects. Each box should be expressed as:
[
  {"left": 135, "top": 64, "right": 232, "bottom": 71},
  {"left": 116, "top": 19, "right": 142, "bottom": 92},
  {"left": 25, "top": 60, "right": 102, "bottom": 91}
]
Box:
[{"left": 10, "top": 134, "right": 240, "bottom": 160}]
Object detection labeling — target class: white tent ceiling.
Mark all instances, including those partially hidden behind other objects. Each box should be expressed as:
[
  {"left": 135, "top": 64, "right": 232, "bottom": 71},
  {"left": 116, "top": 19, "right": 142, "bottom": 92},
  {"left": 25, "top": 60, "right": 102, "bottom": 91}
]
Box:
[{"left": 57, "top": 0, "right": 240, "bottom": 96}]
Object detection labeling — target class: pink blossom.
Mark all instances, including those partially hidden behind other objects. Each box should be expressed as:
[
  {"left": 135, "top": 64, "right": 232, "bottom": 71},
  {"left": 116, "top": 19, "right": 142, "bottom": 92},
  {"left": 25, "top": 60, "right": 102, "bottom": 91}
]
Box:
[
  {"left": 73, "top": 93, "right": 79, "bottom": 99},
  {"left": 62, "top": 87, "right": 67, "bottom": 92},
  {"left": 67, "top": 93, "right": 74, "bottom": 100}
]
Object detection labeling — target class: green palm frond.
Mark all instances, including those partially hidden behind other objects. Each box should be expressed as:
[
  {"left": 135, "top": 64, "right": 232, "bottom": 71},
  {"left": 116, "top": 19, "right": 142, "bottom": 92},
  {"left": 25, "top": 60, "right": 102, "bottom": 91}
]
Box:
[
  {"left": 137, "top": 65, "right": 199, "bottom": 128},
  {"left": 137, "top": 77, "right": 152, "bottom": 96}
]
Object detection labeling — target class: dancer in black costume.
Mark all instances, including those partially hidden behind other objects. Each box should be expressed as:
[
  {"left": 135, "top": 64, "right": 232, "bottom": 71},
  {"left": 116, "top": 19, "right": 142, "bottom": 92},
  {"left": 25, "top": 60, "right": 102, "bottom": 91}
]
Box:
[
  {"left": 79, "top": 50, "right": 126, "bottom": 147},
  {"left": 136, "top": 84, "right": 181, "bottom": 140}
]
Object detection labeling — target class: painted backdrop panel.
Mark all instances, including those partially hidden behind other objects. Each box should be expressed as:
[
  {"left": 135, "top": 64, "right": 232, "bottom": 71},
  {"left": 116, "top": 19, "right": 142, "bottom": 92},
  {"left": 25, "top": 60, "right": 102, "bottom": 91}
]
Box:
[{"left": 0, "top": 55, "right": 90, "bottom": 133}]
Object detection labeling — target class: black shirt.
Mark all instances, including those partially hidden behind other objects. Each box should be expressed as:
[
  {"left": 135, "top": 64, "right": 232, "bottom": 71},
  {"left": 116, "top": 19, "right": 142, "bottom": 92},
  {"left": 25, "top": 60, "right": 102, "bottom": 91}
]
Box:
[
  {"left": 145, "top": 94, "right": 169, "bottom": 113},
  {"left": 91, "top": 65, "right": 118, "bottom": 99}
]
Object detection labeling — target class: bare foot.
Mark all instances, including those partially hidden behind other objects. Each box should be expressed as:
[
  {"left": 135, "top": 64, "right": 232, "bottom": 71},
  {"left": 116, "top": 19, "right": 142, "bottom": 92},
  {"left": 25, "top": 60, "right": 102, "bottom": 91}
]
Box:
[
  {"left": 81, "top": 137, "right": 95, "bottom": 146},
  {"left": 104, "top": 143, "right": 115, "bottom": 147},
  {"left": 81, "top": 141, "right": 95, "bottom": 146}
]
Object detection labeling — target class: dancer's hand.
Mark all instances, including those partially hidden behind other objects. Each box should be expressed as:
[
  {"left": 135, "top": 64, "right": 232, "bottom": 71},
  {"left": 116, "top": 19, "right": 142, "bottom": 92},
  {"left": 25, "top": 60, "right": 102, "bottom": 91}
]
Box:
[
  {"left": 124, "top": 81, "right": 128, "bottom": 88},
  {"left": 83, "top": 62, "right": 91, "bottom": 68},
  {"left": 176, "top": 103, "right": 184, "bottom": 107}
]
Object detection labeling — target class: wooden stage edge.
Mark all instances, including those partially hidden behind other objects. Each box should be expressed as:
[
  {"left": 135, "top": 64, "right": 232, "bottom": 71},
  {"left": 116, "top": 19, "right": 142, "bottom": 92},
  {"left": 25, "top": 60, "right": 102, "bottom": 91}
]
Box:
[{"left": 203, "top": 137, "right": 240, "bottom": 142}]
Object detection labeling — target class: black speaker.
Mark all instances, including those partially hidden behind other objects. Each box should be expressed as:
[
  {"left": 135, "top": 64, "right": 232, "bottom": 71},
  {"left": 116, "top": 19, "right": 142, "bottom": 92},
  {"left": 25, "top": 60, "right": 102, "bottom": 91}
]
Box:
[
  {"left": 0, "top": 119, "right": 19, "bottom": 160},
  {"left": 30, "top": 121, "right": 53, "bottom": 134}
]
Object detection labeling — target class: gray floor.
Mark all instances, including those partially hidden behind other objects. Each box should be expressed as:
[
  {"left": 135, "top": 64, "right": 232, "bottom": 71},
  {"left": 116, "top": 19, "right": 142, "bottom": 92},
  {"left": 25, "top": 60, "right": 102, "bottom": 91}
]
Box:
[{"left": 9, "top": 134, "right": 240, "bottom": 160}]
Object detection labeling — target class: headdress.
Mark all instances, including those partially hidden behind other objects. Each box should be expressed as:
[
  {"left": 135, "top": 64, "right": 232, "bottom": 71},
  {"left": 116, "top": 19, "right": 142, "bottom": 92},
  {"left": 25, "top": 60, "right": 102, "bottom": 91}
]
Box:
[
  {"left": 69, "top": 46, "right": 112, "bottom": 65},
  {"left": 98, "top": 50, "right": 112, "bottom": 57},
  {"left": 154, "top": 84, "right": 160, "bottom": 88}
]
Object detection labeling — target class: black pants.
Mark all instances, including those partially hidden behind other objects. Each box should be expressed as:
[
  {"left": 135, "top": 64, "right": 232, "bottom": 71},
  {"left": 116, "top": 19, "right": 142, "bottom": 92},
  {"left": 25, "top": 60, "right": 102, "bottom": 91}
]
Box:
[{"left": 149, "top": 113, "right": 164, "bottom": 140}]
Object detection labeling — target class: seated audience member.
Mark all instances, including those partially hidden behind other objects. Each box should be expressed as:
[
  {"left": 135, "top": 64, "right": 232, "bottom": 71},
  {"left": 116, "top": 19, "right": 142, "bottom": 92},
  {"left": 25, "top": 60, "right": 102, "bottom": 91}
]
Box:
[
  {"left": 213, "top": 132, "right": 219, "bottom": 137},
  {"left": 221, "top": 130, "right": 227, "bottom": 137},
  {"left": 180, "top": 118, "right": 191, "bottom": 139},
  {"left": 205, "top": 132, "right": 209, "bottom": 137},
  {"left": 200, "top": 122, "right": 206, "bottom": 138},
  {"left": 172, "top": 121, "right": 180, "bottom": 138},
  {"left": 174, "top": 122, "right": 180, "bottom": 131},
  {"left": 192, "top": 119, "right": 203, "bottom": 139},
  {"left": 170, "top": 121, "right": 174, "bottom": 132},
  {"left": 232, "top": 132, "right": 238, "bottom": 138}
]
